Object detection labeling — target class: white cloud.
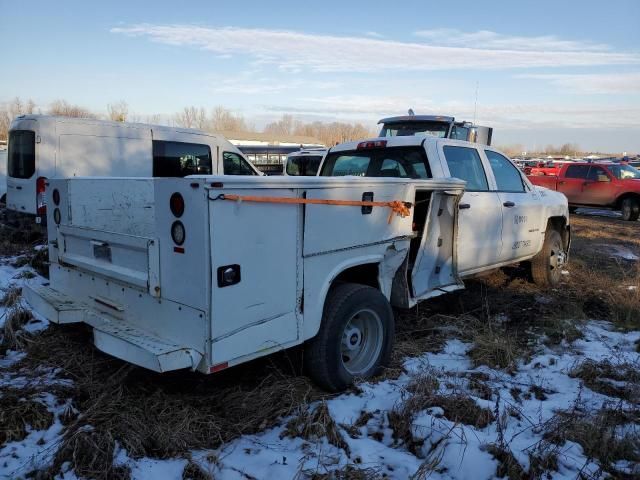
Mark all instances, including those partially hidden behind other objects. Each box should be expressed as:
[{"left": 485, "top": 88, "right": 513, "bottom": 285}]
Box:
[
  {"left": 516, "top": 72, "right": 640, "bottom": 94},
  {"left": 208, "top": 76, "right": 341, "bottom": 95},
  {"left": 110, "top": 24, "right": 640, "bottom": 72},
  {"left": 413, "top": 29, "right": 609, "bottom": 52},
  {"left": 260, "top": 95, "right": 640, "bottom": 129}
]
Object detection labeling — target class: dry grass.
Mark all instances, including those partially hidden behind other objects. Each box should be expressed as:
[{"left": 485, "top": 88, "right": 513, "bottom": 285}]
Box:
[
  {"left": 282, "top": 401, "right": 350, "bottom": 454},
  {"left": 1, "top": 304, "right": 33, "bottom": 352},
  {"left": 0, "top": 390, "right": 54, "bottom": 445},
  {"left": 182, "top": 460, "right": 213, "bottom": 480},
  {"left": 570, "top": 359, "right": 640, "bottom": 401},
  {"left": 305, "top": 464, "right": 384, "bottom": 480},
  {"left": 544, "top": 404, "right": 640, "bottom": 476},
  {"left": 1, "top": 285, "right": 22, "bottom": 307},
  {"left": 388, "top": 373, "right": 494, "bottom": 456}
]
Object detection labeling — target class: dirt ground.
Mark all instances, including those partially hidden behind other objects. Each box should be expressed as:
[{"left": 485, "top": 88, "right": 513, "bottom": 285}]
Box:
[{"left": 1, "top": 209, "right": 639, "bottom": 479}]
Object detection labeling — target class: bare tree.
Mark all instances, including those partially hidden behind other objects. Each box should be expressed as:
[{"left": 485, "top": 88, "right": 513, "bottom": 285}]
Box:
[
  {"left": 210, "top": 106, "right": 248, "bottom": 132},
  {"left": 48, "top": 99, "right": 95, "bottom": 118},
  {"left": 264, "top": 114, "right": 297, "bottom": 136},
  {"left": 173, "top": 106, "right": 207, "bottom": 130},
  {"left": 0, "top": 97, "right": 38, "bottom": 142},
  {"left": 107, "top": 100, "right": 129, "bottom": 122}
]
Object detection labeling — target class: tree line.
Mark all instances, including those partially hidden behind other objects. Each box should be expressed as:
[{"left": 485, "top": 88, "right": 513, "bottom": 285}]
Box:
[{"left": 0, "top": 97, "right": 375, "bottom": 147}]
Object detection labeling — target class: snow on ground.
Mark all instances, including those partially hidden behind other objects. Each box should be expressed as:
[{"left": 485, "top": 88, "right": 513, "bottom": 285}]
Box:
[{"left": 1, "top": 253, "right": 639, "bottom": 479}]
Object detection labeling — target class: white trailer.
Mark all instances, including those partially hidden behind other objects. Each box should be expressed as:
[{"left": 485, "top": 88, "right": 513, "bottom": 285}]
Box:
[{"left": 5, "top": 115, "right": 260, "bottom": 219}]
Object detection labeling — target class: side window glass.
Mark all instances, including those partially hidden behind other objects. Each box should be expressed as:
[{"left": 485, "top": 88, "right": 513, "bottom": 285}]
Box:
[
  {"left": 152, "top": 141, "right": 212, "bottom": 177},
  {"left": 565, "top": 165, "right": 589, "bottom": 179},
  {"left": 443, "top": 146, "right": 489, "bottom": 191},
  {"left": 485, "top": 150, "right": 525, "bottom": 192},
  {"left": 587, "top": 166, "right": 608, "bottom": 181},
  {"left": 223, "top": 152, "right": 256, "bottom": 175}
]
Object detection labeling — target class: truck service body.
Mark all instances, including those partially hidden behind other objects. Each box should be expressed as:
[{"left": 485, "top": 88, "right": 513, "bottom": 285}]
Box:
[
  {"left": 25, "top": 136, "right": 569, "bottom": 390},
  {"left": 527, "top": 162, "right": 640, "bottom": 221},
  {"left": 6, "top": 115, "right": 260, "bottom": 219}
]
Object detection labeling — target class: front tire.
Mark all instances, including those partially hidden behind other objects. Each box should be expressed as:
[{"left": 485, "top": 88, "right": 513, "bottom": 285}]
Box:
[
  {"left": 305, "top": 283, "right": 394, "bottom": 392},
  {"left": 621, "top": 198, "right": 640, "bottom": 221},
  {"left": 531, "top": 229, "right": 566, "bottom": 287}
]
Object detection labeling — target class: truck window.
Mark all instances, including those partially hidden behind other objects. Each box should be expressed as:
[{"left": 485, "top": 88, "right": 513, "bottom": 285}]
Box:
[
  {"left": 443, "top": 146, "right": 488, "bottom": 191},
  {"left": 587, "top": 166, "right": 609, "bottom": 181},
  {"left": 153, "top": 141, "right": 212, "bottom": 177},
  {"left": 286, "top": 155, "right": 323, "bottom": 176},
  {"left": 321, "top": 147, "right": 431, "bottom": 178},
  {"left": 8, "top": 130, "right": 36, "bottom": 179},
  {"left": 610, "top": 164, "right": 640, "bottom": 179},
  {"left": 485, "top": 150, "right": 525, "bottom": 192},
  {"left": 565, "top": 165, "right": 590, "bottom": 179},
  {"left": 223, "top": 152, "right": 256, "bottom": 175}
]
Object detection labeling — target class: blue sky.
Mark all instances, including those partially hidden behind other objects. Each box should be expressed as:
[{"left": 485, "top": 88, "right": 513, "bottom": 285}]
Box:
[{"left": 1, "top": 0, "right": 639, "bottom": 152}]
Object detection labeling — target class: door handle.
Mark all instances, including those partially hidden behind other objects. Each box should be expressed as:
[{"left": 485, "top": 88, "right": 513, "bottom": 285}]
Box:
[
  {"left": 16, "top": 186, "right": 22, "bottom": 190},
  {"left": 459, "top": 203, "right": 471, "bottom": 210},
  {"left": 503, "top": 201, "right": 515, "bottom": 207},
  {"left": 558, "top": 181, "right": 565, "bottom": 185}
]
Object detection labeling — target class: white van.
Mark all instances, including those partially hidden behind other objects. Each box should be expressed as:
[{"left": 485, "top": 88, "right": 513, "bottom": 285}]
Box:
[
  {"left": 6, "top": 115, "right": 261, "bottom": 219},
  {"left": 284, "top": 148, "right": 327, "bottom": 176}
]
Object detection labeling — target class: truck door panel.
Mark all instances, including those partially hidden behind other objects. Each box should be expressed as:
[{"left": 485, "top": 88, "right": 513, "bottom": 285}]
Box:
[
  {"left": 484, "top": 150, "right": 541, "bottom": 261},
  {"left": 441, "top": 145, "right": 503, "bottom": 274},
  {"left": 580, "top": 166, "right": 614, "bottom": 205},
  {"left": 558, "top": 165, "right": 590, "bottom": 203}
]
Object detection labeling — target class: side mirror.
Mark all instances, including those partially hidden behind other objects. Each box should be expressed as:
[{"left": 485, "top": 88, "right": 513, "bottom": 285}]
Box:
[{"left": 597, "top": 174, "right": 611, "bottom": 182}]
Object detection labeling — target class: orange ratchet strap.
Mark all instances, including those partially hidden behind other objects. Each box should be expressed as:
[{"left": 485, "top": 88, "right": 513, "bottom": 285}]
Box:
[{"left": 220, "top": 194, "right": 412, "bottom": 224}]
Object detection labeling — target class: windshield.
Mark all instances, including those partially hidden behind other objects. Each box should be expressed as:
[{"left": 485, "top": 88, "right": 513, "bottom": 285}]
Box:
[
  {"left": 379, "top": 121, "right": 450, "bottom": 138},
  {"left": 609, "top": 164, "right": 640, "bottom": 180},
  {"left": 286, "top": 155, "right": 323, "bottom": 176},
  {"left": 320, "top": 146, "right": 431, "bottom": 178},
  {"left": 8, "top": 130, "right": 36, "bottom": 179}
]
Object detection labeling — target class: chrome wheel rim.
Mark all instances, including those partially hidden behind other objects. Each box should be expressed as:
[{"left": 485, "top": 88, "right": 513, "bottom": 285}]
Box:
[
  {"left": 549, "top": 243, "right": 566, "bottom": 280},
  {"left": 340, "top": 309, "right": 384, "bottom": 375}
]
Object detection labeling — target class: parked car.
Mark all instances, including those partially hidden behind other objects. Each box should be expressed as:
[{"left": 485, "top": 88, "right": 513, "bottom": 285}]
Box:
[
  {"left": 25, "top": 136, "right": 568, "bottom": 391},
  {"left": 284, "top": 148, "right": 327, "bottom": 176},
  {"left": 6, "top": 115, "right": 260, "bottom": 221},
  {"left": 527, "top": 162, "right": 640, "bottom": 220}
]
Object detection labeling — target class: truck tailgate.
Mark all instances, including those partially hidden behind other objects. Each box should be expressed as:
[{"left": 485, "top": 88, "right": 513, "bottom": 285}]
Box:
[{"left": 56, "top": 224, "right": 160, "bottom": 296}]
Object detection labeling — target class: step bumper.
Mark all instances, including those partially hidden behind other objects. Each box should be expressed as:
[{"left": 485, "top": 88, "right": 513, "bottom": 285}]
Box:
[{"left": 23, "top": 284, "right": 203, "bottom": 372}]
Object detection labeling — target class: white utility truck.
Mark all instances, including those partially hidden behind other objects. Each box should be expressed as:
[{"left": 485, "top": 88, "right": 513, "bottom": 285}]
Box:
[
  {"left": 6, "top": 115, "right": 260, "bottom": 220},
  {"left": 25, "top": 137, "right": 569, "bottom": 391}
]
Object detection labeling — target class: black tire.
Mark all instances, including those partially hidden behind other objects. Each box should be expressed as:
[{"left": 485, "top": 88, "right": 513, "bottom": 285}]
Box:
[
  {"left": 621, "top": 197, "right": 640, "bottom": 221},
  {"left": 568, "top": 206, "right": 578, "bottom": 214},
  {"left": 531, "top": 229, "right": 565, "bottom": 287},
  {"left": 305, "top": 283, "right": 394, "bottom": 392}
]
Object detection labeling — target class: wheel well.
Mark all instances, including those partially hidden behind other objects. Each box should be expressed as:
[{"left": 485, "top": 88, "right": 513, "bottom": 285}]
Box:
[
  {"left": 547, "top": 216, "right": 570, "bottom": 250},
  {"left": 332, "top": 263, "right": 380, "bottom": 290},
  {"left": 615, "top": 193, "right": 640, "bottom": 209}
]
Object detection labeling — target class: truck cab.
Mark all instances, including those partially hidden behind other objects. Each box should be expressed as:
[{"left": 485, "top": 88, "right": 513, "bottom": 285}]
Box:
[
  {"left": 528, "top": 162, "right": 640, "bottom": 221},
  {"left": 378, "top": 114, "right": 493, "bottom": 146},
  {"left": 319, "top": 136, "right": 570, "bottom": 281}
]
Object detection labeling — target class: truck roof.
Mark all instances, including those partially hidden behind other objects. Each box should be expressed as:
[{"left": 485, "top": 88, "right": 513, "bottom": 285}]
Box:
[
  {"left": 329, "top": 135, "right": 485, "bottom": 153},
  {"left": 377, "top": 115, "right": 455, "bottom": 125},
  {"left": 10, "top": 114, "right": 220, "bottom": 139}
]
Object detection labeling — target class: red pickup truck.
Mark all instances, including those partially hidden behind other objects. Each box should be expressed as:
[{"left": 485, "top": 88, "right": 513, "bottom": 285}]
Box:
[{"left": 528, "top": 162, "right": 640, "bottom": 221}]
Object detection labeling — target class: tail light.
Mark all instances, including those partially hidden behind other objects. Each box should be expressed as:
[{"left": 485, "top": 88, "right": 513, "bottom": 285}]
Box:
[
  {"left": 357, "top": 140, "right": 387, "bottom": 150},
  {"left": 36, "top": 177, "right": 47, "bottom": 216}
]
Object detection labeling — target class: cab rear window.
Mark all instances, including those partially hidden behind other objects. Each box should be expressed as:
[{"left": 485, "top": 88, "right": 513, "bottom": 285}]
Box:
[
  {"left": 320, "top": 147, "right": 431, "bottom": 178},
  {"left": 8, "top": 130, "right": 36, "bottom": 179},
  {"left": 152, "top": 140, "right": 212, "bottom": 177}
]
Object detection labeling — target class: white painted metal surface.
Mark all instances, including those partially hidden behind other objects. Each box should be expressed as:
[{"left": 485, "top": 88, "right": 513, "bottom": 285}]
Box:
[{"left": 5, "top": 115, "right": 260, "bottom": 215}]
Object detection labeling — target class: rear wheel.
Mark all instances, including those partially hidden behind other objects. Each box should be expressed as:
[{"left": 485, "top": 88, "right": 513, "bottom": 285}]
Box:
[
  {"left": 305, "top": 283, "right": 394, "bottom": 392},
  {"left": 531, "top": 229, "right": 566, "bottom": 287},
  {"left": 621, "top": 198, "right": 640, "bottom": 221}
]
